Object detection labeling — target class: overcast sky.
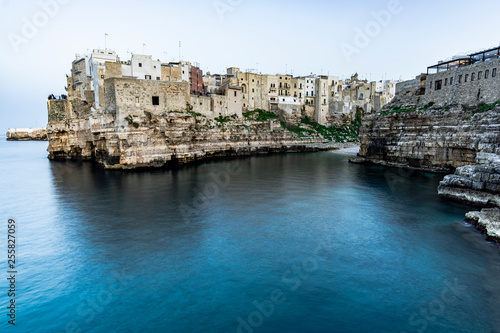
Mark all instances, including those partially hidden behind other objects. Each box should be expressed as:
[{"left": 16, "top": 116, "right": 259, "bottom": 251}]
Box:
[{"left": 1, "top": 0, "right": 499, "bottom": 133}]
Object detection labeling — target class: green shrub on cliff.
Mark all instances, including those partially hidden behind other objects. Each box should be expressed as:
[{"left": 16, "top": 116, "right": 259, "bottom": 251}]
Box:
[
  {"left": 215, "top": 115, "right": 232, "bottom": 124},
  {"left": 380, "top": 104, "right": 417, "bottom": 115},
  {"left": 279, "top": 109, "right": 361, "bottom": 142},
  {"left": 243, "top": 109, "right": 279, "bottom": 121}
]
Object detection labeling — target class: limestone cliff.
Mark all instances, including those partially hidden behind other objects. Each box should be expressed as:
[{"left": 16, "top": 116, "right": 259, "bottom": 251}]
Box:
[
  {"left": 47, "top": 111, "right": 340, "bottom": 170},
  {"left": 6, "top": 128, "right": 47, "bottom": 141},
  {"left": 356, "top": 105, "right": 500, "bottom": 173}
]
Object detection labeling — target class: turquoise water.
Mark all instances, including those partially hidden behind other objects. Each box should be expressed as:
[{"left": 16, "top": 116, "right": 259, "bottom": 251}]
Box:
[{"left": 1, "top": 139, "right": 500, "bottom": 333}]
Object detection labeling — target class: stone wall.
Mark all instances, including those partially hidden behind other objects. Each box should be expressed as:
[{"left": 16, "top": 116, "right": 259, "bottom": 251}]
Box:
[
  {"left": 104, "top": 78, "right": 190, "bottom": 125},
  {"left": 424, "top": 58, "right": 500, "bottom": 107},
  {"left": 48, "top": 99, "right": 71, "bottom": 121},
  {"left": 105, "top": 62, "right": 123, "bottom": 78},
  {"left": 190, "top": 95, "right": 212, "bottom": 116},
  {"left": 394, "top": 59, "right": 500, "bottom": 108},
  {"left": 161, "top": 64, "right": 182, "bottom": 82}
]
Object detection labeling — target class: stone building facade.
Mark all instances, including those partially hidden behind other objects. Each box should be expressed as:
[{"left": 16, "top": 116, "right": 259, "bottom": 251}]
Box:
[
  {"left": 395, "top": 46, "right": 500, "bottom": 108},
  {"left": 54, "top": 48, "right": 399, "bottom": 127}
]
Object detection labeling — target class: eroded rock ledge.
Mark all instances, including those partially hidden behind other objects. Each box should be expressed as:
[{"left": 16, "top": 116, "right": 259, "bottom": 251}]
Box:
[
  {"left": 438, "top": 153, "right": 500, "bottom": 243},
  {"left": 438, "top": 161, "right": 500, "bottom": 207},
  {"left": 465, "top": 208, "right": 500, "bottom": 244}
]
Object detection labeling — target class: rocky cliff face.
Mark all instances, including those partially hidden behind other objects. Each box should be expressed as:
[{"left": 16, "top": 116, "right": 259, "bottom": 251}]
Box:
[
  {"left": 6, "top": 128, "right": 47, "bottom": 141},
  {"left": 356, "top": 106, "right": 500, "bottom": 173},
  {"left": 47, "top": 112, "right": 336, "bottom": 170}
]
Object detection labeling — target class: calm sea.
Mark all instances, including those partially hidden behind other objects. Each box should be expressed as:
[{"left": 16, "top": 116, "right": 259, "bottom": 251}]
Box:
[{"left": 1, "top": 138, "right": 499, "bottom": 333}]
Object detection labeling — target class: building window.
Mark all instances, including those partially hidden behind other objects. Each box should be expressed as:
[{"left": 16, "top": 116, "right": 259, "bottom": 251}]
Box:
[
  {"left": 306, "top": 92, "right": 309, "bottom": 97},
  {"left": 154, "top": 66, "right": 156, "bottom": 69},
  {"left": 485, "top": 70, "right": 490, "bottom": 79},
  {"left": 145, "top": 75, "right": 151, "bottom": 80},
  {"left": 493, "top": 68, "right": 497, "bottom": 77},
  {"left": 478, "top": 71, "right": 483, "bottom": 80},
  {"left": 458, "top": 75, "right": 462, "bottom": 83},
  {"left": 135, "top": 97, "right": 139, "bottom": 104},
  {"left": 465, "top": 74, "right": 469, "bottom": 82},
  {"left": 471, "top": 73, "right": 475, "bottom": 81},
  {"left": 100, "top": 75, "right": 104, "bottom": 79},
  {"left": 435, "top": 80, "right": 442, "bottom": 90},
  {"left": 444, "top": 78, "right": 448, "bottom": 86},
  {"left": 324, "top": 99, "right": 326, "bottom": 104},
  {"left": 152, "top": 96, "right": 159, "bottom": 105},
  {"left": 156, "top": 77, "right": 160, "bottom": 80},
  {"left": 450, "top": 77, "right": 453, "bottom": 85},
  {"left": 139, "top": 63, "right": 142, "bottom": 67},
  {"left": 252, "top": 88, "right": 255, "bottom": 93},
  {"left": 234, "top": 91, "right": 237, "bottom": 97},
  {"left": 430, "top": 81, "right": 433, "bottom": 89}
]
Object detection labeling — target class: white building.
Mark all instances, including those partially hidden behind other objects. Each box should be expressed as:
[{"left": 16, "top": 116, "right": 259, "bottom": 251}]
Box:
[
  {"left": 130, "top": 54, "right": 162, "bottom": 80},
  {"left": 89, "top": 49, "right": 119, "bottom": 109}
]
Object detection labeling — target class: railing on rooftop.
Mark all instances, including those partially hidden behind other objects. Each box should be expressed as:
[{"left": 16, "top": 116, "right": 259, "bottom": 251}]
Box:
[{"left": 427, "top": 46, "right": 500, "bottom": 74}]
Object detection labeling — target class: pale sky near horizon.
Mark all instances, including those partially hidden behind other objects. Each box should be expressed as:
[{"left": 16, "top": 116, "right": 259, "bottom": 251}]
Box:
[{"left": 0, "top": 0, "right": 499, "bottom": 133}]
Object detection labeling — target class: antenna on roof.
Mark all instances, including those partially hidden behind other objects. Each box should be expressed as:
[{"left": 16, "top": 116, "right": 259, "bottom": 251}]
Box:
[
  {"left": 104, "top": 33, "right": 108, "bottom": 50},
  {"left": 142, "top": 43, "right": 146, "bottom": 54}
]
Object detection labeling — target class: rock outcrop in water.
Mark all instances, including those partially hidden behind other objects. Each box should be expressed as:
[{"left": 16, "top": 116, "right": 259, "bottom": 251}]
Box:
[
  {"left": 438, "top": 153, "right": 500, "bottom": 207},
  {"left": 465, "top": 208, "right": 500, "bottom": 243},
  {"left": 6, "top": 128, "right": 47, "bottom": 141}
]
